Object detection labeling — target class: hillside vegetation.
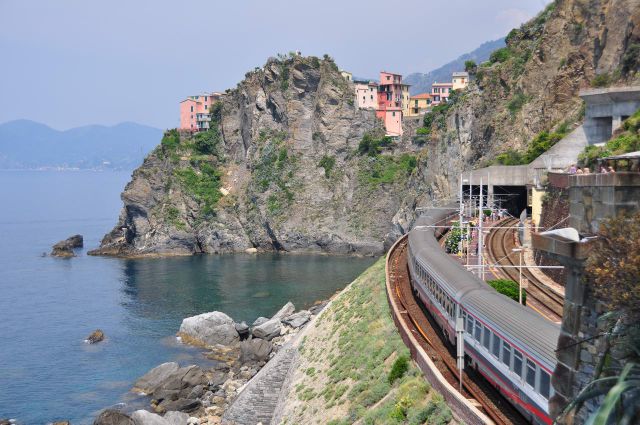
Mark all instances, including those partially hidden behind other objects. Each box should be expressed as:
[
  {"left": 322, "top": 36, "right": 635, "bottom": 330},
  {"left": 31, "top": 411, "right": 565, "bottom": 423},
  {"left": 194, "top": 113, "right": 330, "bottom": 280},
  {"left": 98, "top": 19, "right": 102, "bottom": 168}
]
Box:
[
  {"left": 278, "top": 259, "right": 455, "bottom": 425},
  {"left": 92, "top": 55, "right": 423, "bottom": 257}
]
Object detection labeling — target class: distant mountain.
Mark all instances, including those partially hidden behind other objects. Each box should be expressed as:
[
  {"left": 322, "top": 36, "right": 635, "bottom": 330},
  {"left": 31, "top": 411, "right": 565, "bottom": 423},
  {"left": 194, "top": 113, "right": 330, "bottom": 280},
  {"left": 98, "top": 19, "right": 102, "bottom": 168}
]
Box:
[
  {"left": 404, "top": 38, "right": 505, "bottom": 95},
  {"left": 0, "top": 120, "right": 163, "bottom": 170}
]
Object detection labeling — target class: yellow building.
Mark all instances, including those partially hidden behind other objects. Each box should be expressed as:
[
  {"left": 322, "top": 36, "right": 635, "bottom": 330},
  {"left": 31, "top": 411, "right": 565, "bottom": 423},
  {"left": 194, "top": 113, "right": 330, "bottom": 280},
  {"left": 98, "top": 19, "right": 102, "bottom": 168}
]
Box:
[
  {"left": 406, "top": 93, "right": 432, "bottom": 116},
  {"left": 340, "top": 70, "right": 353, "bottom": 81},
  {"left": 401, "top": 84, "right": 411, "bottom": 116},
  {"left": 452, "top": 71, "right": 469, "bottom": 90}
]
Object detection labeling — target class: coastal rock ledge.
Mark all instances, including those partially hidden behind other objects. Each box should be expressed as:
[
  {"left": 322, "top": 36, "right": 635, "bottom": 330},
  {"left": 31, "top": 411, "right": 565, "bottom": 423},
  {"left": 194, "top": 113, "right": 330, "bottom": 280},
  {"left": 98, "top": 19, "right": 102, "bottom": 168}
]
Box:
[
  {"left": 178, "top": 312, "right": 239, "bottom": 347},
  {"left": 51, "top": 234, "right": 83, "bottom": 257}
]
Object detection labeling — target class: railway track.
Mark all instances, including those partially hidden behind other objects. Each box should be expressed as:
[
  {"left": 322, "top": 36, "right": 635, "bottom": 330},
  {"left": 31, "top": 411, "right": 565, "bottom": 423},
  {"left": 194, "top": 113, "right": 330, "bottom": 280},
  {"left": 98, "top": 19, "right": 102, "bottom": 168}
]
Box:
[
  {"left": 484, "top": 218, "right": 564, "bottom": 322},
  {"left": 388, "top": 238, "right": 528, "bottom": 425}
]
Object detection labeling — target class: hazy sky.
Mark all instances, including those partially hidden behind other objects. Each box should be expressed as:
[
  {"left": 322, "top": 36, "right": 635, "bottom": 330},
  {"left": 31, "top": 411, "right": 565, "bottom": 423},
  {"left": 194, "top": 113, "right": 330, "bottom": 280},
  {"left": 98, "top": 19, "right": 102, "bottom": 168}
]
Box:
[{"left": 0, "top": 0, "right": 550, "bottom": 130}]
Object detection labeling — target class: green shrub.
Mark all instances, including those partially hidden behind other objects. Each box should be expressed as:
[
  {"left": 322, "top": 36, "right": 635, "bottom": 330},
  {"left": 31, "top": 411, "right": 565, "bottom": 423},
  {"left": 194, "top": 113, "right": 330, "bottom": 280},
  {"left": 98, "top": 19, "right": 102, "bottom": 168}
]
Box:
[
  {"left": 174, "top": 162, "right": 222, "bottom": 216},
  {"left": 507, "top": 92, "right": 530, "bottom": 117},
  {"left": 490, "top": 47, "right": 512, "bottom": 64},
  {"left": 318, "top": 155, "right": 336, "bottom": 178},
  {"left": 193, "top": 128, "right": 221, "bottom": 155},
  {"left": 161, "top": 129, "right": 180, "bottom": 151},
  {"left": 622, "top": 43, "right": 640, "bottom": 74},
  {"left": 388, "top": 355, "right": 409, "bottom": 384},
  {"left": 416, "top": 127, "right": 430, "bottom": 136},
  {"left": 487, "top": 279, "right": 527, "bottom": 305},
  {"left": 495, "top": 149, "right": 524, "bottom": 165},
  {"left": 464, "top": 60, "right": 477, "bottom": 73},
  {"left": 591, "top": 73, "right": 611, "bottom": 88},
  {"left": 445, "top": 221, "right": 468, "bottom": 254},
  {"left": 359, "top": 154, "right": 417, "bottom": 186},
  {"left": 358, "top": 132, "right": 393, "bottom": 156}
]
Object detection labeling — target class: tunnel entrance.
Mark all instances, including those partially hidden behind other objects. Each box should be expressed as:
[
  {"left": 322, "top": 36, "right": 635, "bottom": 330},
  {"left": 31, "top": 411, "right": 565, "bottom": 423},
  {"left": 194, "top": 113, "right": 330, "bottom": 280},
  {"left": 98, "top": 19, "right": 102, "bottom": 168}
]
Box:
[{"left": 462, "top": 185, "right": 528, "bottom": 217}]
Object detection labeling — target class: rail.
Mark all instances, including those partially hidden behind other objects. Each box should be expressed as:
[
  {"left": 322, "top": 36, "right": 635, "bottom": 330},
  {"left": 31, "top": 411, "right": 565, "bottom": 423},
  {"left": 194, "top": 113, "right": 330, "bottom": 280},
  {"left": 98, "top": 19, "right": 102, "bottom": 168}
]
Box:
[
  {"left": 386, "top": 236, "right": 527, "bottom": 425},
  {"left": 484, "top": 218, "right": 564, "bottom": 322}
]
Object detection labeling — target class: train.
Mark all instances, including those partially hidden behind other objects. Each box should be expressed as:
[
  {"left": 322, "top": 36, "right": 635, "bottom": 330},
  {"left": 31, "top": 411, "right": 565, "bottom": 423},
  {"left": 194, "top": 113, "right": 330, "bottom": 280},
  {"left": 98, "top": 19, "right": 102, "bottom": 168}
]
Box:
[{"left": 407, "top": 206, "right": 560, "bottom": 425}]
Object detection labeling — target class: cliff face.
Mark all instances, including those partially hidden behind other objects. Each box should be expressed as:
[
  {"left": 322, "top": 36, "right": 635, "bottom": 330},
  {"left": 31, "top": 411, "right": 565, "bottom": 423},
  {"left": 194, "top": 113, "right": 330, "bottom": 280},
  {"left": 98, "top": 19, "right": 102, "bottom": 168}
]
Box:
[
  {"left": 389, "top": 0, "right": 640, "bottom": 239},
  {"left": 92, "top": 56, "right": 422, "bottom": 257},
  {"left": 94, "top": 0, "right": 640, "bottom": 257}
]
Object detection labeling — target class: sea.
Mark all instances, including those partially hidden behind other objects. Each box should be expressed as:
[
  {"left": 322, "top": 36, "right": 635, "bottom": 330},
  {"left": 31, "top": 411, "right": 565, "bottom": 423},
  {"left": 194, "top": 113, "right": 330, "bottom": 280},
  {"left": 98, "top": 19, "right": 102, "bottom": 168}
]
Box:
[{"left": 0, "top": 170, "right": 375, "bottom": 424}]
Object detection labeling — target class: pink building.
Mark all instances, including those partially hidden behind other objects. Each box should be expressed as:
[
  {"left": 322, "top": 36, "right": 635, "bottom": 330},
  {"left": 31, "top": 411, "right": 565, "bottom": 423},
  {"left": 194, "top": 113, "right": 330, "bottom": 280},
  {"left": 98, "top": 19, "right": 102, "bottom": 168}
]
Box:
[
  {"left": 431, "top": 82, "right": 453, "bottom": 106},
  {"left": 179, "top": 92, "right": 222, "bottom": 132},
  {"left": 354, "top": 80, "right": 378, "bottom": 109},
  {"left": 376, "top": 72, "right": 410, "bottom": 137}
]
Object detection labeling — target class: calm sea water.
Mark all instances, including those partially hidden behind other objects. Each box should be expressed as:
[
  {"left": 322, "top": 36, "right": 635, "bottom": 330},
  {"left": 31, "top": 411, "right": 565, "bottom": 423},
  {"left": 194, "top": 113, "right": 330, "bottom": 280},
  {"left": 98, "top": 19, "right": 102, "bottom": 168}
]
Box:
[{"left": 0, "top": 171, "right": 374, "bottom": 424}]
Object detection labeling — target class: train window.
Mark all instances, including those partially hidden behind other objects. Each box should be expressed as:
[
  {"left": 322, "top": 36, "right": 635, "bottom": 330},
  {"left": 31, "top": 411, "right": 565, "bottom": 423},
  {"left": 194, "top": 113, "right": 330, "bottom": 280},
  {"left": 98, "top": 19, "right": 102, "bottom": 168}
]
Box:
[
  {"left": 474, "top": 321, "right": 482, "bottom": 341},
  {"left": 539, "top": 370, "right": 551, "bottom": 399},
  {"left": 466, "top": 315, "right": 474, "bottom": 334},
  {"left": 491, "top": 334, "right": 501, "bottom": 358},
  {"left": 483, "top": 328, "right": 491, "bottom": 350},
  {"left": 513, "top": 350, "right": 523, "bottom": 377},
  {"left": 526, "top": 359, "right": 536, "bottom": 388},
  {"left": 502, "top": 342, "right": 512, "bottom": 368}
]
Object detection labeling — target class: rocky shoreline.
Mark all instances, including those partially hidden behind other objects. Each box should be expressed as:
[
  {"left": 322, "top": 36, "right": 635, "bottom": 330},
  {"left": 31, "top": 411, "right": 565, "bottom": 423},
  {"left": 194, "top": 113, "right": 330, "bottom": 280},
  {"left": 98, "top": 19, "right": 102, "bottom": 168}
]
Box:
[{"left": 84, "top": 300, "right": 325, "bottom": 425}]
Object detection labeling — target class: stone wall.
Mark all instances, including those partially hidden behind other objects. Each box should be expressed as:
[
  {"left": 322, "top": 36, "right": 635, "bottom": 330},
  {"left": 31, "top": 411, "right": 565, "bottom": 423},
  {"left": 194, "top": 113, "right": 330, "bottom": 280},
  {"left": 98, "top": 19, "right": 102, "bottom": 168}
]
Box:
[
  {"left": 534, "top": 185, "right": 569, "bottom": 284},
  {"left": 568, "top": 173, "right": 640, "bottom": 235},
  {"left": 536, "top": 171, "right": 640, "bottom": 423}
]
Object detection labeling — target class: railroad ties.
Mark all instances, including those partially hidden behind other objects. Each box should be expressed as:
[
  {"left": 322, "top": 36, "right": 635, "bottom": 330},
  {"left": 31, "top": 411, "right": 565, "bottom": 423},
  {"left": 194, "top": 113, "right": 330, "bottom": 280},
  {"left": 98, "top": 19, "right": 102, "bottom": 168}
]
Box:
[
  {"left": 386, "top": 238, "right": 528, "bottom": 425},
  {"left": 484, "top": 218, "right": 564, "bottom": 323}
]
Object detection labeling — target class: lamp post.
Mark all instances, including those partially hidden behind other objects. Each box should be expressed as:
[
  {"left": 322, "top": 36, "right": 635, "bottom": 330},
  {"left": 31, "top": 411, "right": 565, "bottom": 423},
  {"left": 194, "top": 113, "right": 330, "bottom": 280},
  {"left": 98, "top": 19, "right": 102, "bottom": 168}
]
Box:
[{"left": 512, "top": 248, "right": 523, "bottom": 304}]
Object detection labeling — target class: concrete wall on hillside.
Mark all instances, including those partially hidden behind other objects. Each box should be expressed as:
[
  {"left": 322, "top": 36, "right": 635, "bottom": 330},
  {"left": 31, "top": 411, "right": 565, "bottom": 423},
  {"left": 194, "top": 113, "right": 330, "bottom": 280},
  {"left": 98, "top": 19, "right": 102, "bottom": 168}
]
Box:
[
  {"left": 580, "top": 86, "right": 640, "bottom": 145},
  {"left": 568, "top": 172, "right": 640, "bottom": 235}
]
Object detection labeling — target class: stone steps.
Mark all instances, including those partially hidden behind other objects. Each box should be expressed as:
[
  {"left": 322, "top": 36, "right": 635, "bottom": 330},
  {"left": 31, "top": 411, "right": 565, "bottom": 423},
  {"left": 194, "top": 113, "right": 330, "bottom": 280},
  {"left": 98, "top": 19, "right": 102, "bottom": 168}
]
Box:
[{"left": 222, "top": 346, "right": 298, "bottom": 425}]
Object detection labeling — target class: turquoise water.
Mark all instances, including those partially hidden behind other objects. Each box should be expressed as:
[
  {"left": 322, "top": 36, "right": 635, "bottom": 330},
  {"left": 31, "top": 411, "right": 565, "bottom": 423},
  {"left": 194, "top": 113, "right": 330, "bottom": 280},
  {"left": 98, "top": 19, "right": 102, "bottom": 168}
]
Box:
[{"left": 0, "top": 171, "right": 375, "bottom": 424}]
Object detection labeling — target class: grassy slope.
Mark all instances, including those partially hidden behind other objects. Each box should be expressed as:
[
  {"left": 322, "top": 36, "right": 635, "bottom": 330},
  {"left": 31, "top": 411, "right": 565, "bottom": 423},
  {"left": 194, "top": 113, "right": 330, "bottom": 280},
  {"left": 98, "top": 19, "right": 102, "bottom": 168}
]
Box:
[{"left": 279, "top": 258, "right": 454, "bottom": 425}]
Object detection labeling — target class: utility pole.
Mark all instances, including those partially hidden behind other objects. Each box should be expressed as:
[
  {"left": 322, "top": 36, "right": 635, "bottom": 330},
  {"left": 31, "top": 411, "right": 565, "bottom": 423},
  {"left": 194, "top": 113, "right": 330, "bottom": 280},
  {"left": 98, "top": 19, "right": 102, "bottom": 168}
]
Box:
[
  {"left": 456, "top": 315, "right": 464, "bottom": 393},
  {"left": 512, "top": 248, "right": 524, "bottom": 304},
  {"left": 477, "top": 177, "right": 483, "bottom": 280}
]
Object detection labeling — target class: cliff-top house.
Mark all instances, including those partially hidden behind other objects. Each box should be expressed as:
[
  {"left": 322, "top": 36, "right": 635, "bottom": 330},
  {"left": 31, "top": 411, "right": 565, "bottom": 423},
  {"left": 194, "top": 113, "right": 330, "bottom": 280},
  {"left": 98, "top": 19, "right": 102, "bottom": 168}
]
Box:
[
  {"left": 407, "top": 93, "right": 432, "bottom": 116},
  {"left": 179, "top": 92, "right": 222, "bottom": 132},
  {"left": 431, "top": 82, "right": 453, "bottom": 106},
  {"left": 376, "top": 71, "right": 410, "bottom": 137}
]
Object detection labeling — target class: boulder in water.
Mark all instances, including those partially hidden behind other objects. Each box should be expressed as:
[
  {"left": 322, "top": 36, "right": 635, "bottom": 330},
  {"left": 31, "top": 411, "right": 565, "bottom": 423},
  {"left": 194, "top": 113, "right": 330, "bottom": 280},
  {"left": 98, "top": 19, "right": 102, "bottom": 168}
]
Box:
[
  {"left": 86, "top": 329, "right": 105, "bottom": 344},
  {"left": 93, "top": 409, "right": 135, "bottom": 425},
  {"left": 51, "top": 234, "right": 83, "bottom": 257},
  {"left": 271, "top": 301, "right": 295, "bottom": 320},
  {"left": 251, "top": 317, "right": 269, "bottom": 327},
  {"left": 178, "top": 311, "right": 239, "bottom": 347},
  {"left": 133, "top": 362, "right": 180, "bottom": 394}
]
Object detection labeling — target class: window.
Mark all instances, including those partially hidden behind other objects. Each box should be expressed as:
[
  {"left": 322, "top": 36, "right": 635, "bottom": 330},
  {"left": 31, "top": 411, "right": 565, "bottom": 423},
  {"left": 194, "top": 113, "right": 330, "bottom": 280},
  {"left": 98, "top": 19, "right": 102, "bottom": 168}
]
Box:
[
  {"left": 190, "top": 106, "right": 194, "bottom": 112},
  {"left": 466, "top": 315, "right": 474, "bottom": 334},
  {"left": 386, "top": 76, "right": 390, "bottom": 80},
  {"left": 483, "top": 328, "right": 491, "bottom": 350},
  {"left": 363, "top": 96, "right": 365, "bottom": 101},
  {"left": 492, "top": 334, "right": 501, "bottom": 358},
  {"left": 513, "top": 350, "right": 523, "bottom": 377},
  {"left": 371, "top": 95, "right": 373, "bottom": 100},
  {"left": 526, "top": 359, "right": 536, "bottom": 388},
  {"left": 539, "top": 371, "right": 551, "bottom": 399},
  {"left": 502, "top": 342, "right": 512, "bottom": 368},
  {"left": 392, "top": 112, "right": 396, "bottom": 117},
  {"left": 205, "top": 104, "right": 208, "bottom": 110},
  {"left": 205, "top": 96, "right": 208, "bottom": 101},
  {"left": 474, "top": 321, "right": 482, "bottom": 341}
]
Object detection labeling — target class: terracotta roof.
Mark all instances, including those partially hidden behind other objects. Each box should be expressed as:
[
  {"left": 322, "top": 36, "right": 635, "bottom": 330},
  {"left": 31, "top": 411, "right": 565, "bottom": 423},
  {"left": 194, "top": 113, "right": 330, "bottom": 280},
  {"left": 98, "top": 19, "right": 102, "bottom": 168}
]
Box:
[{"left": 412, "top": 93, "right": 432, "bottom": 99}]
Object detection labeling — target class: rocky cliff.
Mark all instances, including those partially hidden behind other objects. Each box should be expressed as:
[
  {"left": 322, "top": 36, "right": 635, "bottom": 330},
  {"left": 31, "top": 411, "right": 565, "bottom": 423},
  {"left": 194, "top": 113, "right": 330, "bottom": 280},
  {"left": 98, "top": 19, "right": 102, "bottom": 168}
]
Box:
[
  {"left": 94, "top": 0, "right": 640, "bottom": 257},
  {"left": 91, "top": 55, "right": 422, "bottom": 257},
  {"left": 389, "top": 0, "right": 640, "bottom": 239}
]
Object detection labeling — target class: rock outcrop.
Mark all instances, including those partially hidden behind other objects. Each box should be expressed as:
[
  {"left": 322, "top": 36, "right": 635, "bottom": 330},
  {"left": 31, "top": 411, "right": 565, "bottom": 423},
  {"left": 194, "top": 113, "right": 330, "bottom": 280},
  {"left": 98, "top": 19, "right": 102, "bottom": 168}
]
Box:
[
  {"left": 86, "top": 329, "right": 105, "bottom": 344},
  {"left": 90, "top": 55, "right": 421, "bottom": 258},
  {"left": 93, "top": 409, "right": 136, "bottom": 425},
  {"left": 51, "top": 234, "right": 83, "bottom": 257},
  {"left": 178, "top": 312, "right": 239, "bottom": 347}
]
